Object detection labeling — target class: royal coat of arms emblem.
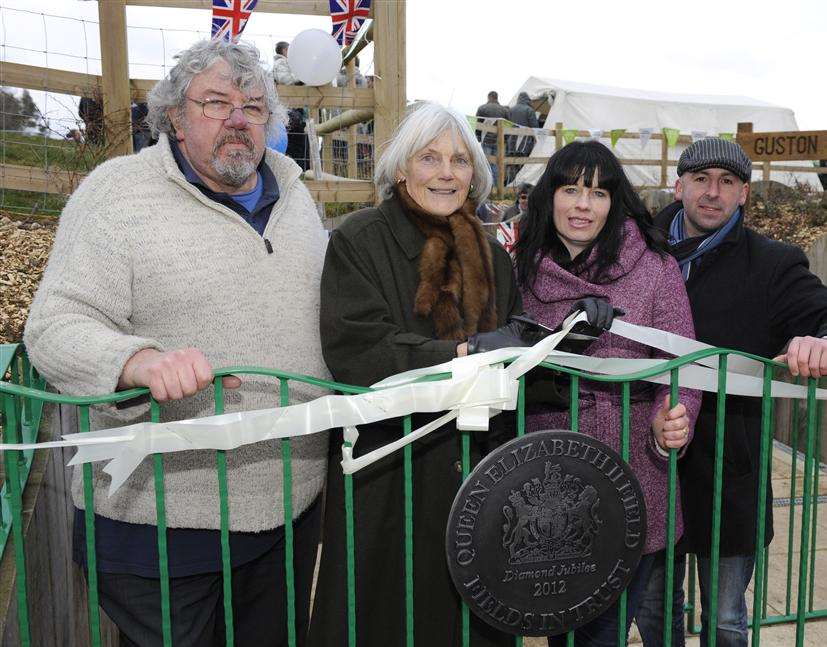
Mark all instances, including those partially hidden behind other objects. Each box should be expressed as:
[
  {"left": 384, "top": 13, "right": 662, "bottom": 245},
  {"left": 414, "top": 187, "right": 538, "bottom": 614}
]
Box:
[{"left": 446, "top": 430, "right": 646, "bottom": 636}]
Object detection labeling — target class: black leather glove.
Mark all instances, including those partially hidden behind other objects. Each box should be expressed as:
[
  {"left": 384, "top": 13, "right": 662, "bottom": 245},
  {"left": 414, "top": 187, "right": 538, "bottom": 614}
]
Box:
[
  {"left": 509, "top": 313, "right": 554, "bottom": 345},
  {"left": 467, "top": 320, "right": 530, "bottom": 355},
  {"left": 569, "top": 297, "right": 624, "bottom": 331}
]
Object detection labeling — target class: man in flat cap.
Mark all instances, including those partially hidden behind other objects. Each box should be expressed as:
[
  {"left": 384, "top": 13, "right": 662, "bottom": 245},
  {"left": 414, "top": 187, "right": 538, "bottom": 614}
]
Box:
[{"left": 636, "top": 138, "right": 827, "bottom": 646}]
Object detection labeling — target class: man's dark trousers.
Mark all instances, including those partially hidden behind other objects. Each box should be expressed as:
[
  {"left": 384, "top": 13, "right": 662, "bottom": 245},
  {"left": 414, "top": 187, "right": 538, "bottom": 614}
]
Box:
[{"left": 96, "top": 501, "right": 321, "bottom": 647}]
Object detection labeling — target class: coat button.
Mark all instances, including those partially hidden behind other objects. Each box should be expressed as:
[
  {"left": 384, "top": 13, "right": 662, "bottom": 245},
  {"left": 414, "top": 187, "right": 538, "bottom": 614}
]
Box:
[{"left": 454, "top": 460, "right": 463, "bottom": 473}]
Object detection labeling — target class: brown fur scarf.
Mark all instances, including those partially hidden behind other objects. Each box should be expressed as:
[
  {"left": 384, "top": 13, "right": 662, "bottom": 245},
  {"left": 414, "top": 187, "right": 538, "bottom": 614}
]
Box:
[{"left": 396, "top": 183, "right": 498, "bottom": 340}]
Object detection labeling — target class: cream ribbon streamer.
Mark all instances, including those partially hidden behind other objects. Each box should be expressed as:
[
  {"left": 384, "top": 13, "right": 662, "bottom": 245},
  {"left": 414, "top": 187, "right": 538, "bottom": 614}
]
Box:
[{"left": 1, "top": 312, "right": 825, "bottom": 493}]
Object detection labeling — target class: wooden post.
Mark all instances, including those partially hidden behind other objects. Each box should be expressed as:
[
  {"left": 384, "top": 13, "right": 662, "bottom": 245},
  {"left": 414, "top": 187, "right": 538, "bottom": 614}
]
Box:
[
  {"left": 555, "top": 121, "right": 563, "bottom": 152},
  {"left": 346, "top": 59, "right": 358, "bottom": 179},
  {"left": 372, "top": 0, "right": 406, "bottom": 199},
  {"left": 658, "top": 134, "right": 668, "bottom": 188},
  {"left": 736, "top": 121, "right": 753, "bottom": 144},
  {"left": 496, "top": 118, "right": 505, "bottom": 197},
  {"left": 98, "top": 0, "right": 133, "bottom": 158},
  {"left": 737, "top": 123, "right": 766, "bottom": 181}
]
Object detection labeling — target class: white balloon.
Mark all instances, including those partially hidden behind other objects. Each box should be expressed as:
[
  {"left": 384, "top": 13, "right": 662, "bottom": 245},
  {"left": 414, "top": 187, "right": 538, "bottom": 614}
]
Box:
[{"left": 287, "top": 29, "right": 342, "bottom": 87}]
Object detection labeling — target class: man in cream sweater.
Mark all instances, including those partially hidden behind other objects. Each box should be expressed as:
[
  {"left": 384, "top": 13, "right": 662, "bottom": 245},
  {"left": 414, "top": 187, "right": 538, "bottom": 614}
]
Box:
[{"left": 25, "top": 39, "right": 328, "bottom": 646}]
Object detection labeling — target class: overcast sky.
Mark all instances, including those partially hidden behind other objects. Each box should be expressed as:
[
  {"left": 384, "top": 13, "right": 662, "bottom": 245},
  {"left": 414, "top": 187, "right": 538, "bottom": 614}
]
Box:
[{"left": 1, "top": 0, "right": 824, "bottom": 132}]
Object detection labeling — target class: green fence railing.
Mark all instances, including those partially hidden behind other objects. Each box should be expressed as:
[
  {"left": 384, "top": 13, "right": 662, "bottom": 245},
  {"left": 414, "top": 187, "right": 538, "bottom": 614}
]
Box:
[{"left": 0, "top": 344, "right": 825, "bottom": 646}]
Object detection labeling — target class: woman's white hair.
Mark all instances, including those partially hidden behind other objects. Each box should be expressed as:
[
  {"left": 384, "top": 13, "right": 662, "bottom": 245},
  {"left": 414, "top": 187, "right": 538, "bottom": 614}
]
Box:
[
  {"left": 374, "top": 101, "right": 492, "bottom": 204},
  {"left": 146, "top": 39, "right": 287, "bottom": 140}
]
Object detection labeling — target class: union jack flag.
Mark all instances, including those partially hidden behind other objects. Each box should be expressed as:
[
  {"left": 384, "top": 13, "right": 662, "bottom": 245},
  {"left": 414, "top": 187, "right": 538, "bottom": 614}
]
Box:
[
  {"left": 211, "top": 0, "right": 258, "bottom": 42},
  {"left": 496, "top": 221, "right": 519, "bottom": 255},
  {"left": 329, "top": 0, "right": 371, "bottom": 47}
]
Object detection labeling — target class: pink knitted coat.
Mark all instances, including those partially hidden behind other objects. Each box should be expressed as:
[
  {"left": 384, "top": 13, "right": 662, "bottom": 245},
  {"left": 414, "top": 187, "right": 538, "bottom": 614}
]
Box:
[{"left": 521, "top": 219, "right": 701, "bottom": 554}]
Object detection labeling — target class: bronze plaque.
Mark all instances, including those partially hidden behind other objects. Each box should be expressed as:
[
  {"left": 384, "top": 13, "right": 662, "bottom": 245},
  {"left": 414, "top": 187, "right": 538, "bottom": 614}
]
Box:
[{"left": 445, "top": 430, "right": 646, "bottom": 636}]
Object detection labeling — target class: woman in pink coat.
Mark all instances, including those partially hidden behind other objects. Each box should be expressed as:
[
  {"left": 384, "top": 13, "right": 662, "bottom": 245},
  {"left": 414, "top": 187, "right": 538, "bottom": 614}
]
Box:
[{"left": 514, "top": 141, "right": 701, "bottom": 647}]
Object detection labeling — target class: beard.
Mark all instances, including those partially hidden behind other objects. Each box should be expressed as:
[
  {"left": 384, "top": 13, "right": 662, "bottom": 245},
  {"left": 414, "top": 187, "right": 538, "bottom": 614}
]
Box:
[{"left": 210, "top": 131, "right": 258, "bottom": 188}]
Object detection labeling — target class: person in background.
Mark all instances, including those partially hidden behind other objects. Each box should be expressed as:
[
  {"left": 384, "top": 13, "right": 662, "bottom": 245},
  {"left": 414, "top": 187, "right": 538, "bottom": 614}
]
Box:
[
  {"left": 506, "top": 91, "right": 539, "bottom": 183},
  {"left": 79, "top": 88, "right": 104, "bottom": 146},
  {"left": 475, "top": 90, "right": 510, "bottom": 183},
  {"left": 335, "top": 56, "right": 367, "bottom": 88},
  {"left": 501, "top": 182, "right": 533, "bottom": 221},
  {"left": 273, "top": 41, "right": 300, "bottom": 85},
  {"left": 131, "top": 101, "right": 155, "bottom": 152}
]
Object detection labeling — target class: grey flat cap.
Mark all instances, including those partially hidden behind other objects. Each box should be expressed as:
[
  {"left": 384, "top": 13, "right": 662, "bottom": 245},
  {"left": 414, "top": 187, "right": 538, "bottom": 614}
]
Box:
[{"left": 677, "top": 137, "right": 752, "bottom": 183}]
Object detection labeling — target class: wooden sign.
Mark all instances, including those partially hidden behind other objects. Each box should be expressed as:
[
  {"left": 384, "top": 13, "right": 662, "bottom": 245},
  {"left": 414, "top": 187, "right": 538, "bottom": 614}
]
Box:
[{"left": 736, "top": 127, "right": 827, "bottom": 162}]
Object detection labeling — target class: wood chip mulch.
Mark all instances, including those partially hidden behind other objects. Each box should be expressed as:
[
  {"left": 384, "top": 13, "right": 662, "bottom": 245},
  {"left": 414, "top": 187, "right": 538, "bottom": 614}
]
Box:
[{"left": 0, "top": 212, "right": 56, "bottom": 345}]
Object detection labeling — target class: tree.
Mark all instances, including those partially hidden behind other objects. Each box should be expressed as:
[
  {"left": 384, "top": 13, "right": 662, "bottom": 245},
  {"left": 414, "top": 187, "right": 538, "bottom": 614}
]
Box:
[{"left": 0, "top": 88, "right": 44, "bottom": 133}]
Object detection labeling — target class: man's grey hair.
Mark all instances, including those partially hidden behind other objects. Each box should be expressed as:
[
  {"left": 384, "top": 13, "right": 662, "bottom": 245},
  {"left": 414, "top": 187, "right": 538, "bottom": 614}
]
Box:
[
  {"left": 146, "top": 39, "right": 287, "bottom": 139},
  {"left": 374, "top": 102, "right": 492, "bottom": 203}
]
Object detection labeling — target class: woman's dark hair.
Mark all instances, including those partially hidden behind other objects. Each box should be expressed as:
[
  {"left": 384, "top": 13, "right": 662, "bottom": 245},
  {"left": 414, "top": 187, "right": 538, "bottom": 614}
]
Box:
[{"left": 514, "top": 140, "right": 665, "bottom": 288}]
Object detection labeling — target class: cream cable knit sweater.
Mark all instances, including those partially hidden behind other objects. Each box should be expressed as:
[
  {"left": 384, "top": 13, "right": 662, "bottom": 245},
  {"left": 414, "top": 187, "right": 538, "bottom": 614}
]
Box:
[{"left": 25, "top": 134, "right": 329, "bottom": 531}]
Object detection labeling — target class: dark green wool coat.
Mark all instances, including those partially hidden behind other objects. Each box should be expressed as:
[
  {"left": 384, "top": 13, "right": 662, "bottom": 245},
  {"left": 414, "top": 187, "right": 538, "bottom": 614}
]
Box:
[{"left": 308, "top": 196, "right": 521, "bottom": 647}]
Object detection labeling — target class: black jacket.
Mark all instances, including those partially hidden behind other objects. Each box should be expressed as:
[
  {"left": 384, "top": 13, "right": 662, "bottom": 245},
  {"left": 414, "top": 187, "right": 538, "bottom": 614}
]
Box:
[{"left": 654, "top": 202, "right": 827, "bottom": 556}]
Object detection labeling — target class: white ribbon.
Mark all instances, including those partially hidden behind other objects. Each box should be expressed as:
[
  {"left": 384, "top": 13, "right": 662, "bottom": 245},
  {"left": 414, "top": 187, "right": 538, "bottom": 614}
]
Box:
[{"left": 1, "top": 314, "right": 823, "bottom": 493}]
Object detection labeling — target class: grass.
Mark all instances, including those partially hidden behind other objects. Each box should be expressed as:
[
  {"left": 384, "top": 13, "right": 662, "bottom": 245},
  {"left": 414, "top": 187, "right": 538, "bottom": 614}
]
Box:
[
  {"left": 0, "top": 190, "right": 65, "bottom": 216},
  {"left": 0, "top": 131, "right": 102, "bottom": 173},
  {"left": 0, "top": 131, "right": 113, "bottom": 216}
]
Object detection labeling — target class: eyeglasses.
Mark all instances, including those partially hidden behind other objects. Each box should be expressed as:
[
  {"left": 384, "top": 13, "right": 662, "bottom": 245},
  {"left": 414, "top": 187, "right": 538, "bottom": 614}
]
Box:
[{"left": 186, "top": 97, "right": 270, "bottom": 125}]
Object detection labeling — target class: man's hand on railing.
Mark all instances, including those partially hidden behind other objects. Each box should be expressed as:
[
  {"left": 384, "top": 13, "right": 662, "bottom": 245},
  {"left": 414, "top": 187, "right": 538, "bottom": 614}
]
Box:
[
  {"left": 117, "top": 348, "right": 241, "bottom": 402},
  {"left": 773, "top": 336, "right": 827, "bottom": 379},
  {"left": 652, "top": 394, "right": 691, "bottom": 452}
]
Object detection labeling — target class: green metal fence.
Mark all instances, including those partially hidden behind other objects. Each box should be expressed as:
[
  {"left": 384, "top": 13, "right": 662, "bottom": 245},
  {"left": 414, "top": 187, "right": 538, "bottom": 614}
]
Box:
[{"left": 0, "top": 342, "right": 824, "bottom": 646}]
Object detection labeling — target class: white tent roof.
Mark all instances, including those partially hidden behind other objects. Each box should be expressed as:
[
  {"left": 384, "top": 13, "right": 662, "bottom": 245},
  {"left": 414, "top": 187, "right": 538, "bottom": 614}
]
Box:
[{"left": 510, "top": 77, "right": 820, "bottom": 190}]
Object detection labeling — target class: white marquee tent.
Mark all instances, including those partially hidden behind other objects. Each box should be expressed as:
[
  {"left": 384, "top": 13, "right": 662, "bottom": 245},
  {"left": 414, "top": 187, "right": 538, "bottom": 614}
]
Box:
[{"left": 509, "top": 77, "right": 821, "bottom": 190}]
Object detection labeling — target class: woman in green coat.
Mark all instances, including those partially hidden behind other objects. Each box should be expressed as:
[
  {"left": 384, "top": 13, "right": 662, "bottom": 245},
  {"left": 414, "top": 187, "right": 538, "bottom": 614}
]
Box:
[{"left": 308, "top": 102, "right": 524, "bottom": 647}]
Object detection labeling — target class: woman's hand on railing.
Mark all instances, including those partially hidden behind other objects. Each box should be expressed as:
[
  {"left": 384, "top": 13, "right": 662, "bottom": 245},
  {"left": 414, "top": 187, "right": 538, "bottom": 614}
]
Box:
[
  {"left": 651, "top": 394, "right": 690, "bottom": 451},
  {"left": 117, "top": 348, "right": 241, "bottom": 403}
]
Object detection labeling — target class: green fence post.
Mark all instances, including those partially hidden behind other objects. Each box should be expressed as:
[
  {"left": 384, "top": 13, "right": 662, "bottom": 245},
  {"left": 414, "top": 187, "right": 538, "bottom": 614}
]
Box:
[
  {"left": 751, "top": 363, "right": 773, "bottom": 646},
  {"left": 514, "top": 376, "right": 525, "bottom": 647},
  {"left": 461, "top": 426, "right": 471, "bottom": 647},
  {"left": 344, "top": 429, "right": 357, "bottom": 647},
  {"left": 79, "top": 405, "right": 102, "bottom": 647},
  {"left": 708, "top": 354, "right": 728, "bottom": 647},
  {"left": 569, "top": 376, "right": 579, "bottom": 433},
  {"left": 616, "top": 381, "right": 631, "bottom": 647},
  {"left": 762, "top": 398, "right": 774, "bottom": 622},
  {"left": 566, "top": 375, "right": 579, "bottom": 647},
  {"left": 786, "top": 381, "right": 801, "bottom": 616},
  {"left": 20, "top": 353, "right": 32, "bottom": 427},
  {"left": 807, "top": 390, "right": 822, "bottom": 613},
  {"left": 663, "top": 369, "right": 680, "bottom": 647},
  {"left": 213, "top": 380, "right": 235, "bottom": 646},
  {"left": 279, "top": 378, "right": 297, "bottom": 647},
  {"left": 2, "top": 393, "right": 31, "bottom": 647},
  {"left": 403, "top": 415, "right": 414, "bottom": 647},
  {"left": 150, "top": 397, "right": 172, "bottom": 647},
  {"left": 794, "top": 379, "right": 818, "bottom": 647}
]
